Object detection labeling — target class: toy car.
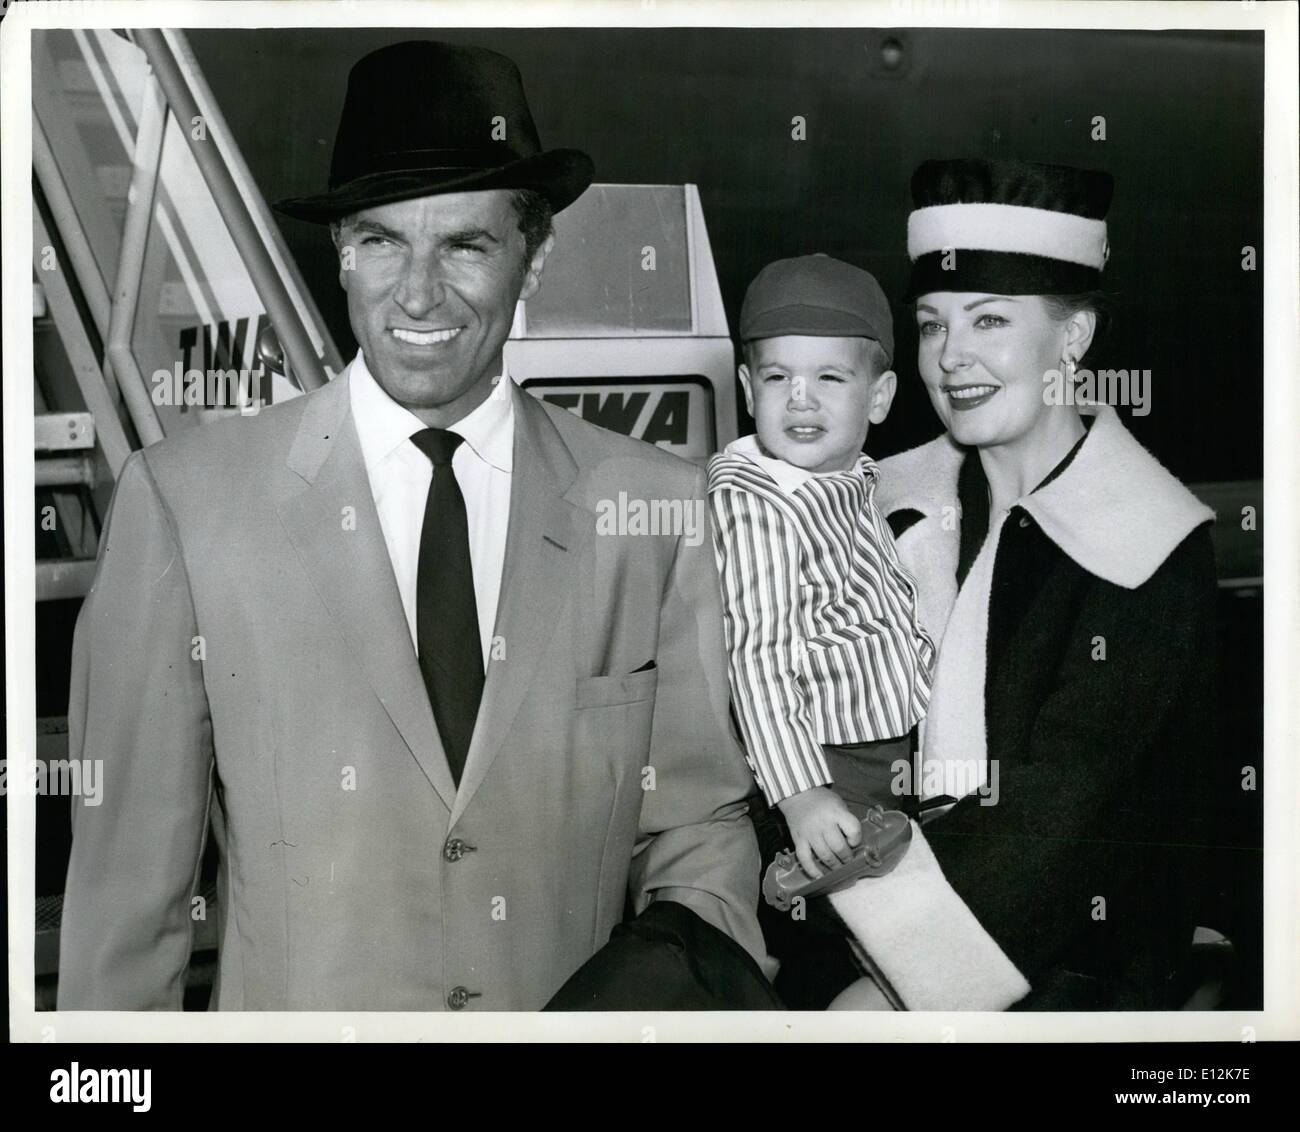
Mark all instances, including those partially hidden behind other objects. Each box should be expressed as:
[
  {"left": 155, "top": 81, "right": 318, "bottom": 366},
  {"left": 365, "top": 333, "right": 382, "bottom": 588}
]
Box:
[{"left": 762, "top": 805, "right": 912, "bottom": 912}]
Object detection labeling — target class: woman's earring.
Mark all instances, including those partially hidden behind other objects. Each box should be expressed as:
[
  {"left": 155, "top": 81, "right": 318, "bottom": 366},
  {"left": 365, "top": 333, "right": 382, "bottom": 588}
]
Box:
[{"left": 1064, "top": 356, "right": 1077, "bottom": 385}]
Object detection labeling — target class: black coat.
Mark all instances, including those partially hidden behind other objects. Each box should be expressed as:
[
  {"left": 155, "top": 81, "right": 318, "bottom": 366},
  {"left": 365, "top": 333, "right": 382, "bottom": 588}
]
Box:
[{"left": 850, "top": 406, "right": 1219, "bottom": 1010}]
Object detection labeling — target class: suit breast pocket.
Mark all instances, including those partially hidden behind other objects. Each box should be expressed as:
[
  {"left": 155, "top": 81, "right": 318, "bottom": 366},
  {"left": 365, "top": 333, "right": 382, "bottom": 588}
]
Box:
[
  {"left": 574, "top": 664, "right": 658, "bottom": 710},
  {"left": 571, "top": 667, "right": 658, "bottom": 789}
]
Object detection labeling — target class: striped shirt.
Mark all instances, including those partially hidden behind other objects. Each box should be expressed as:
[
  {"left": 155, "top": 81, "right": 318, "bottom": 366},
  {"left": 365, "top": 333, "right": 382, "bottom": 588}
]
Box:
[{"left": 707, "top": 436, "right": 935, "bottom": 805}]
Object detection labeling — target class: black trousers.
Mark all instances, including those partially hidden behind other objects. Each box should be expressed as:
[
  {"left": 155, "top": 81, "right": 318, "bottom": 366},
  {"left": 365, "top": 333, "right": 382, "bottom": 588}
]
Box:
[
  {"left": 543, "top": 900, "right": 784, "bottom": 1010},
  {"left": 752, "top": 735, "right": 914, "bottom": 1010}
]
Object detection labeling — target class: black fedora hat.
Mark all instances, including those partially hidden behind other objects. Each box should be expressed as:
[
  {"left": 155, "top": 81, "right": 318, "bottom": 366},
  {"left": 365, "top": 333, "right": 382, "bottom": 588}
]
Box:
[{"left": 273, "top": 40, "right": 595, "bottom": 224}]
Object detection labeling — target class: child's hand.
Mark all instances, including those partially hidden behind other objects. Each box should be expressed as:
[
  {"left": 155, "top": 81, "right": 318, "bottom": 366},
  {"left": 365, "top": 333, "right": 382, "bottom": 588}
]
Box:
[{"left": 776, "top": 786, "right": 863, "bottom": 880}]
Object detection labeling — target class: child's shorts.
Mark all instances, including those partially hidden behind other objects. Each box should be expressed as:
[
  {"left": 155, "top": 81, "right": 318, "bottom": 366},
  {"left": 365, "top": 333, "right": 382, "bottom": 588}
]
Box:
[
  {"left": 820, "top": 735, "right": 917, "bottom": 817},
  {"left": 751, "top": 733, "right": 915, "bottom": 1009}
]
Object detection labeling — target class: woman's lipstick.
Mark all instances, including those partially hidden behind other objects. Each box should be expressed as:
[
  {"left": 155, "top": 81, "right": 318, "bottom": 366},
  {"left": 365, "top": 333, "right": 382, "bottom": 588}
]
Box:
[{"left": 945, "top": 384, "right": 998, "bottom": 411}]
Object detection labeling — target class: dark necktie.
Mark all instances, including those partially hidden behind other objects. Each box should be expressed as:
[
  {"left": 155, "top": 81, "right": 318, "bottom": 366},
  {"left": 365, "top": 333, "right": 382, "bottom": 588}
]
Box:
[{"left": 410, "top": 428, "right": 484, "bottom": 787}]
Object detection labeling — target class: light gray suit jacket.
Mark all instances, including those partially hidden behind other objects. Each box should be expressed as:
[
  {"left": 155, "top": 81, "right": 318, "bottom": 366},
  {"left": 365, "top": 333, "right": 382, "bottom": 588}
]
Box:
[{"left": 58, "top": 365, "right": 765, "bottom": 1010}]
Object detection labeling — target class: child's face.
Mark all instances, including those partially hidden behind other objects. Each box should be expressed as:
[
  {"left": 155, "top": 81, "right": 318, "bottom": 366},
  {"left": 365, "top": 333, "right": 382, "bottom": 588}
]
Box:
[{"left": 739, "top": 335, "right": 896, "bottom": 473}]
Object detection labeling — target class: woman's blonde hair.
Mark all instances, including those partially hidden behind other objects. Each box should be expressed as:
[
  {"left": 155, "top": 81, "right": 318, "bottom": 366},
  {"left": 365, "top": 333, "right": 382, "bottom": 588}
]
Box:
[{"left": 1040, "top": 290, "right": 1113, "bottom": 364}]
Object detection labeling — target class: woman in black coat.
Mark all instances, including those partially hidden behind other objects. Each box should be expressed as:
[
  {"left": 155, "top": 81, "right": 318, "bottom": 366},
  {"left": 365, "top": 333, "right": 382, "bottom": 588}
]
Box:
[{"left": 826, "top": 159, "right": 1219, "bottom": 1011}]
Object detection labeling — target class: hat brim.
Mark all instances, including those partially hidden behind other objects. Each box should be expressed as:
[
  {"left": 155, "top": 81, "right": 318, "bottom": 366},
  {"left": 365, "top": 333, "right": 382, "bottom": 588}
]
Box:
[
  {"left": 741, "top": 305, "right": 894, "bottom": 363},
  {"left": 272, "top": 148, "right": 595, "bottom": 224},
  {"left": 743, "top": 304, "right": 885, "bottom": 340}
]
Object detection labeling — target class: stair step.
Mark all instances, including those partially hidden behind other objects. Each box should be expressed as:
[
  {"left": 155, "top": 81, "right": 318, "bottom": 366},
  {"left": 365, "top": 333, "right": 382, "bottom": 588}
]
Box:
[
  {"left": 35, "top": 560, "right": 97, "bottom": 602},
  {"left": 35, "top": 412, "right": 95, "bottom": 452}
]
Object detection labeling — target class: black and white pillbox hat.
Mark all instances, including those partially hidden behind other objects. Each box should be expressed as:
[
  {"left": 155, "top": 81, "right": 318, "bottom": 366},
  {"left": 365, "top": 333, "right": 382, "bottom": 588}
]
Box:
[{"left": 905, "top": 158, "right": 1114, "bottom": 299}]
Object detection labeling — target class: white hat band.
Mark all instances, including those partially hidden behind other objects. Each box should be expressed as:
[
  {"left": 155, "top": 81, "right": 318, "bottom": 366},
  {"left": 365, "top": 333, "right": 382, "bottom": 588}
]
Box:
[{"left": 908, "top": 202, "right": 1109, "bottom": 270}]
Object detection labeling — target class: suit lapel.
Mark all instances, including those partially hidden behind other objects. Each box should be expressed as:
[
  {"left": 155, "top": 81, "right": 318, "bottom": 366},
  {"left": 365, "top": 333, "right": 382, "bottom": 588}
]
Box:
[
  {"left": 450, "top": 385, "right": 591, "bottom": 826},
  {"left": 273, "top": 367, "right": 458, "bottom": 812}
]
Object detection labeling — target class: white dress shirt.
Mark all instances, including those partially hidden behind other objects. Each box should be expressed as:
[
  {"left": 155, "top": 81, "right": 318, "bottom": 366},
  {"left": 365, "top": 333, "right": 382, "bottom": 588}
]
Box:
[{"left": 349, "top": 350, "right": 514, "bottom": 669}]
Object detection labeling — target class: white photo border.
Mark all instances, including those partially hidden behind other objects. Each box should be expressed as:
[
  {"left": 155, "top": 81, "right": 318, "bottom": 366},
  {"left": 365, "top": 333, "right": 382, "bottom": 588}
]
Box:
[{"left": 4, "top": 0, "right": 1296, "bottom": 1043}]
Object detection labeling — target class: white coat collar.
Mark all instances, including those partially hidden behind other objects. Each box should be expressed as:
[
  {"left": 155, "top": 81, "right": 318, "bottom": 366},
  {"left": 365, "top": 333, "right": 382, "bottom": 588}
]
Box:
[{"left": 877, "top": 405, "right": 1214, "bottom": 589}]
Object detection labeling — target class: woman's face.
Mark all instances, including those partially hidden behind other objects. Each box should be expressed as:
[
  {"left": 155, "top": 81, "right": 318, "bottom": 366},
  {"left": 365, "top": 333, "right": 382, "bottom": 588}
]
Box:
[{"left": 914, "top": 293, "right": 1072, "bottom": 450}]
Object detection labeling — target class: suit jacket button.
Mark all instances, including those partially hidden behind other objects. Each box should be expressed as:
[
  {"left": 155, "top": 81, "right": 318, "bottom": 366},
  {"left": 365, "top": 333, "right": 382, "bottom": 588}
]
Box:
[
  {"left": 447, "top": 986, "right": 480, "bottom": 1010},
  {"left": 443, "top": 837, "right": 475, "bottom": 862}
]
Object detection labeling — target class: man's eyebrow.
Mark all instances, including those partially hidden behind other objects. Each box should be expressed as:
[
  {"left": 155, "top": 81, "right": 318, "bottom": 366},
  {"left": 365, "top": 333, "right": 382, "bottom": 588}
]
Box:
[
  {"left": 340, "top": 220, "right": 501, "bottom": 246},
  {"left": 441, "top": 227, "right": 500, "bottom": 245},
  {"left": 347, "top": 218, "right": 403, "bottom": 239}
]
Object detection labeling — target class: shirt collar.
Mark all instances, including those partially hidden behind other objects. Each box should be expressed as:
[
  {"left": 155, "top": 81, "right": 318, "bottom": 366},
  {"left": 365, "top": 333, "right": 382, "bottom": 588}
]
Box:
[
  {"left": 724, "top": 433, "right": 876, "bottom": 495},
  {"left": 349, "top": 350, "right": 514, "bottom": 473}
]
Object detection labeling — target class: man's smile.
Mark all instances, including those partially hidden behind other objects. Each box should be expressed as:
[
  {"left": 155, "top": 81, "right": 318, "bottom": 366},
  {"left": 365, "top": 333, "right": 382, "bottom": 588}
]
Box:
[{"left": 390, "top": 326, "right": 465, "bottom": 346}]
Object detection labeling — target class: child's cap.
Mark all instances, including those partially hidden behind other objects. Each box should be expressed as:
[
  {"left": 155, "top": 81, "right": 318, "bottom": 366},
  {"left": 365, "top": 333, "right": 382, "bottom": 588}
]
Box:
[{"left": 739, "top": 253, "right": 894, "bottom": 364}]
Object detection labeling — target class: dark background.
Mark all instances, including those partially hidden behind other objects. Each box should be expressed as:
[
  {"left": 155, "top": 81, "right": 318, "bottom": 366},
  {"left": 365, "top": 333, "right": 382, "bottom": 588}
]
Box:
[
  {"left": 34, "top": 26, "right": 1265, "bottom": 1009},
  {"left": 186, "top": 25, "right": 1268, "bottom": 1008},
  {"left": 188, "top": 25, "right": 1264, "bottom": 478}
]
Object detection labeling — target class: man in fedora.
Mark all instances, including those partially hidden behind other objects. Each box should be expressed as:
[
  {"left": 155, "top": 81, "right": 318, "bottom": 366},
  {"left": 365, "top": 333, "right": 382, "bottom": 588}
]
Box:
[{"left": 59, "top": 40, "right": 771, "bottom": 1011}]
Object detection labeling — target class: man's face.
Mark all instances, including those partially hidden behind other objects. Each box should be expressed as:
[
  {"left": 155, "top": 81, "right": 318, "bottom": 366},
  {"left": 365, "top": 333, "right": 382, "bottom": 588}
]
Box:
[{"left": 335, "top": 190, "right": 552, "bottom": 425}]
